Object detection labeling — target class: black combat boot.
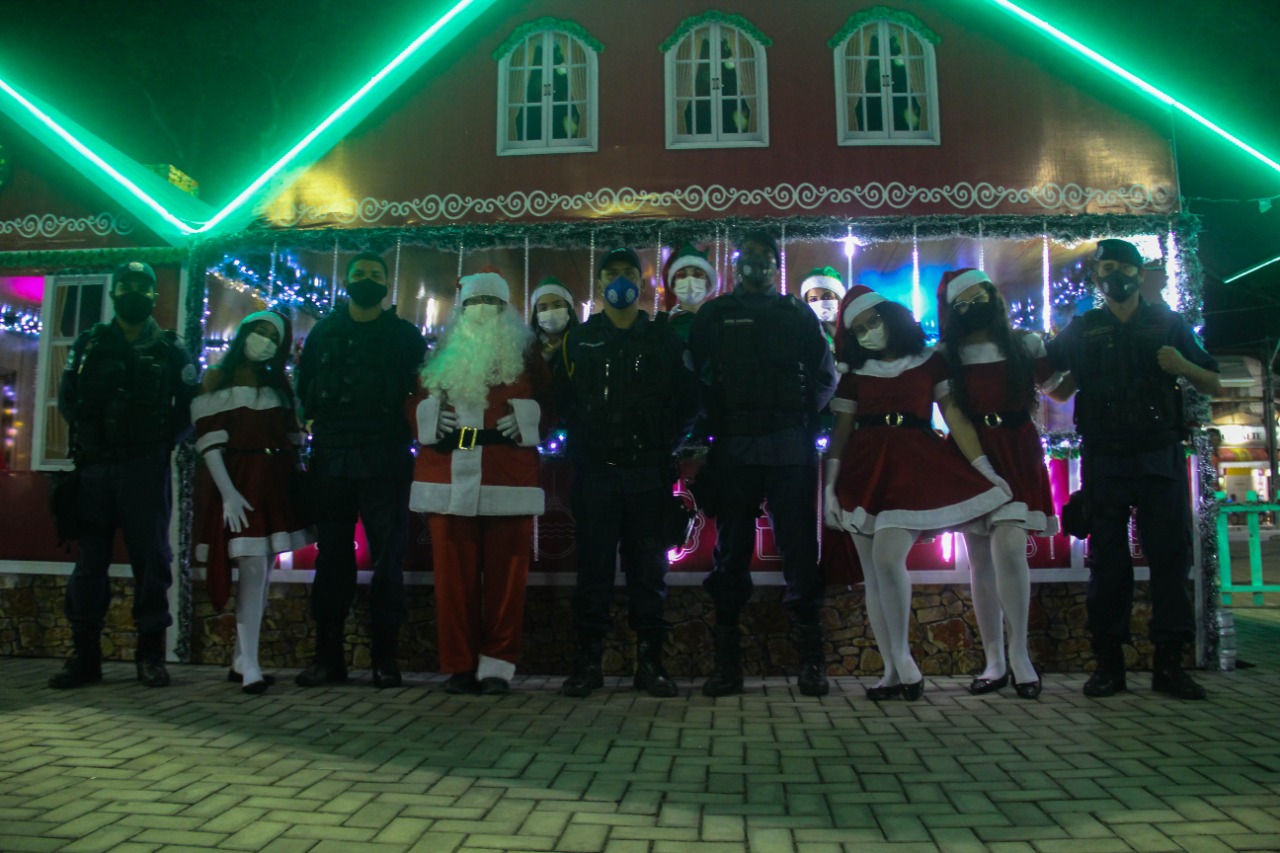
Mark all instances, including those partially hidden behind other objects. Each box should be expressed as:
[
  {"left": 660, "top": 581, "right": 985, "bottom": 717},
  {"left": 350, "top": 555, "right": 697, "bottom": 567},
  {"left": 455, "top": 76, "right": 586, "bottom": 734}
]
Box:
[
  {"left": 135, "top": 631, "right": 170, "bottom": 688},
  {"left": 793, "top": 623, "right": 830, "bottom": 697},
  {"left": 370, "top": 624, "right": 402, "bottom": 689},
  {"left": 295, "top": 624, "right": 349, "bottom": 687},
  {"left": 48, "top": 627, "right": 103, "bottom": 689},
  {"left": 1082, "top": 634, "right": 1127, "bottom": 697},
  {"left": 1152, "top": 641, "right": 1207, "bottom": 700},
  {"left": 702, "top": 624, "right": 744, "bottom": 697},
  {"left": 561, "top": 635, "right": 604, "bottom": 698},
  {"left": 634, "top": 631, "right": 678, "bottom": 698}
]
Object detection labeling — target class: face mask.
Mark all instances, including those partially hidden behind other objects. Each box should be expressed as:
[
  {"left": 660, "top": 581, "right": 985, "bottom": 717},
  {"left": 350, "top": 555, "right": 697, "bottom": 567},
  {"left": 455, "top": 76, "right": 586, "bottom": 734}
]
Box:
[
  {"left": 735, "top": 253, "right": 775, "bottom": 290},
  {"left": 244, "top": 331, "right": 278, "bottom": 362},
  {"left": 857, "top": 325, "right": 888, "bottom": 352},
  {"left": 604, "top": 275, "right": 640, "bottom": 309},
  {"left": 955, "top": 301, "right": 997, "bottom": 333},
  {"left": 537, "top": 307, "right": 569, "bottom": 333},
  {"left": 112, "top": 292, "right": 154, "bottom": 324},
  {"left": 1099, "top": 270, "right": 1141, "bottom": 303},
  {"left": 346, "top": 279, "right": 388, "bottom": 308},
  {"left": 466, "top": 303, "right": 501, "bottom": 324},
  {"left": 674, "top": 277, "right": 708, "bottom": 306},
  {"left": 810, "top": 299, "right": 839, "bottom": 324}
]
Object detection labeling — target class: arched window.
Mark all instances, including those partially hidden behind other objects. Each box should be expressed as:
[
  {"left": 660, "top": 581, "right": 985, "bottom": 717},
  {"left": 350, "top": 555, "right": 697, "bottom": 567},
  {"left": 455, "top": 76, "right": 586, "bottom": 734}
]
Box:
[
  {"left": 495, "top": 19, "right": 602, "bottom": 155},
  {"left": 663, "top": 12, "right": 770, "bottom": 149},
  {"left": 831, "top": 8, "right": 940, "bottom": 145}
]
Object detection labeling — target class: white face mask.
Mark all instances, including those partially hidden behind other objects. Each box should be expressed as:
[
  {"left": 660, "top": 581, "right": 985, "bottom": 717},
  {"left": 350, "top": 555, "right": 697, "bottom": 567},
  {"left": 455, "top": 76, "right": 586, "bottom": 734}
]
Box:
[
  {"left": 244, "top": 331, "right": 278, "bottom": 362},
  {"left": 857, "top": 325, "right": 889, "bottom": 352},
  {"left": 674, "top": 277, "right": 708, "bottom": 306},
  {"left": 537, "top": 307, "right": 570, "bottom": 333},
  {"left": 810, "top": 299, "right": 839, "bottom": 324},
  {"left": 466, "top": 303, "right": 501, "bottom": 324}
]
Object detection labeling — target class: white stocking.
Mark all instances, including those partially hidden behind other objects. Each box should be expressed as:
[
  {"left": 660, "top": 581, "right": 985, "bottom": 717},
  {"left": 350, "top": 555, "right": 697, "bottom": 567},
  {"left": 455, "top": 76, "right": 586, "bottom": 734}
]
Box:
[
  {"left": 990, "top": 524, "right": 1035, "bottom": 685},
  {"left": 870, "top": 527, "right": 922, "bottom": 686},
  {"left": 964, "top": 532, "right": 1007, "bottom": 681},
  {"left": 853, "top": 533, "right": 897, "bottom": 688},
  {"left": 234, "top": 555, "right": 271, "bottom": 686}
]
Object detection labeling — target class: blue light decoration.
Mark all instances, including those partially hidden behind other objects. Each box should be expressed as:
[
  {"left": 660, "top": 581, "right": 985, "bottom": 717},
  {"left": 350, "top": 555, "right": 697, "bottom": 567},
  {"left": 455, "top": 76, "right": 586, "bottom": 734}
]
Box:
[
  {"left": 0, "top": 303, "right": 41, "bottom": 337},
  {"left": 211, "top": 253, "right": 333, "bottom": 315},
  {"left": 538, "top": 428, "right": 568, "bottom": 457}
]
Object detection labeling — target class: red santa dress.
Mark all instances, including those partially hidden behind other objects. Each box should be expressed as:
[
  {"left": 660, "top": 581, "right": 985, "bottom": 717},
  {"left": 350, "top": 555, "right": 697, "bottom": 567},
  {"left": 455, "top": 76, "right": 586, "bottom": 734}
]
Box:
[
  {"left": 950, "top": 333, "right": 1063, "bottom": 535},
  {"left": 410, "top": 353, "right": 553, "bottom": 680},
  {"left": 831, "top": 349, "right": 1009, "bottom": 535},
  {"left": 192, "top": 385, "right": 314, "bottom": 610}
]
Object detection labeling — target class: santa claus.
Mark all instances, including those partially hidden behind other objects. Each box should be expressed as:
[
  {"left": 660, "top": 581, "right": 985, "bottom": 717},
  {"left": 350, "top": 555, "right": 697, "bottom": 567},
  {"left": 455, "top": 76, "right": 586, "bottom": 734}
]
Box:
[{"left": 411, "top": 271, "right": 554, "bottom": 695}]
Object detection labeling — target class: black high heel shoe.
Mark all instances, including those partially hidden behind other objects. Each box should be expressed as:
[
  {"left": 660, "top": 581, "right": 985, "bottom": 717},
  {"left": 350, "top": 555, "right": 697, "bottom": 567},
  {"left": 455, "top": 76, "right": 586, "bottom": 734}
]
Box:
[
  {"left": 227, "top": 669, "right": 276, "bottom": 686},
  {"left": 1011, "top": 672, "right": 1042, "bottom": 700},
  {"left": 865, "top": 683, "right": 904, "bottom": 701},
  {"left": 967, "top": 672, "right": 1009, "bottom": 695},
  {"left": 901, "top": 679, "right": 925, "bottom": 702}
]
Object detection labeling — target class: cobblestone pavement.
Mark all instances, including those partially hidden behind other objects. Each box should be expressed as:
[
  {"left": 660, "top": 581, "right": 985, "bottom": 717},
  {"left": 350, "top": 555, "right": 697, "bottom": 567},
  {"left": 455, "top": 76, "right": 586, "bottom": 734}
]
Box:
[{"left": 1, "top": 644, "right": 1278, "bottom": 853}]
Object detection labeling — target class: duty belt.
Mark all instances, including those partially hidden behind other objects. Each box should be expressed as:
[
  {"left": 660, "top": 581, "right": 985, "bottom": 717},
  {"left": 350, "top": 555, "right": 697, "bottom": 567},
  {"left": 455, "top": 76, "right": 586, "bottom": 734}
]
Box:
[
  {"left": 854, "top": 412, "right": 932, "bottom": 430},
  {"left": 976, "top": 410, "right": 1031, "bottom": 429},
  {"left": 432, "top": 428, "right": 515, "bottom": 453}
]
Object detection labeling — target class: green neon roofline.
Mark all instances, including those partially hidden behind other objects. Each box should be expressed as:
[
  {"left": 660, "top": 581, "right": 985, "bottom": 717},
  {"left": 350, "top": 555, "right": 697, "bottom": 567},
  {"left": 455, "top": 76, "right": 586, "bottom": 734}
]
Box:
[
  {"left": 984, "top": 0, "right": 1280, "bottom": 176},
  {"left": 0, "top": 77, "right": 196, "bottom": 236},
  {"left": 196, "top": 0, "right": 484, "bottom": 235},
  {"left": 1224, "top": 253, "right": 1280, "bottom": 284}
]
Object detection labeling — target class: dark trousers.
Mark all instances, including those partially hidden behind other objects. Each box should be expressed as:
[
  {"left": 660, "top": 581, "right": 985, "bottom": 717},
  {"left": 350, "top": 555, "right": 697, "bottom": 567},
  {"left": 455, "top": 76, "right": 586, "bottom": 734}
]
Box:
[
  {"left": 1086, "top": 471, "right": 1195, "bottom": 644},
  {"left": 703, "top": 463, "right": 824, "bottom": 624},
  {"left": 66, "top": 449, "right": 173, "bottom": 634},
  {"left": 571, "top": 466, "right": 669, "bottom": 638},
  {"left": 310, "top": 473, "right": 410, "bottom": 630}
]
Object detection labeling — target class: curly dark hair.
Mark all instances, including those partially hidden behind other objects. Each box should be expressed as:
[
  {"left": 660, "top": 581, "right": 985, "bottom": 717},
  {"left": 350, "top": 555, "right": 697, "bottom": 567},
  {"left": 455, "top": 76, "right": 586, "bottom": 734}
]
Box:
[
  {"left": 840, "top": 300, "right": 926, "bottom": 369},
  {"left": 205, "top": 312, "right": 296, "bottom": 408},
  {"left": 940, "top": 281, "right": 1036, "bottom": 420}
]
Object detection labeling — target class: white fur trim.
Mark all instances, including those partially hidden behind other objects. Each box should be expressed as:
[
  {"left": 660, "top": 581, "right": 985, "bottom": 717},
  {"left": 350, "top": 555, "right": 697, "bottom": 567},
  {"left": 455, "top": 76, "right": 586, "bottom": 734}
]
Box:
[
  {"left": 459, "top": 272, "right": 510, "bottom": 304},
  {"left": 957, "top": 341, "right": 1004, "bottom": 365},
  {"left": 195, "top": 430, "right": 230, "bottom": 453},
  {"left": 667, "top": 254, "right": 717, "bottom": 287},
  {"left": 531, "top": 282, "right": 574, "bottom": 308},
  {"left": 835, "top": 485, "right": 1010, "bottom": 536},
  {"left": 829, "top": 397, "right": 857, "bottom": 415},
  {"left": 933, "top": 380, "right": 951, "bottom": 402},
  {"left": 841, "top": 291, "right": 886, "bottom": 329},
  {"left": 410, "top": 481, "right": 545, "bottom": 516},
  {"left": 192, "top": 386, "right": 287, "bottom": 421},
  {"left": 477, "top": 654, "right": 517, "bottom": 682},
  {"left": 1021, "top": 331, "right": 1047, "bottom": 358},
  {"left": 1039, "top": 371, "right": 1066, "bottom": 394},
  {"left": 835, "top": 362, "right": 849, "bottom": 374},
  {"left": 508, "top": 398, "right": 542, "bottom": 447},
  {"left": 240, "top": 310, "right": 286, "bottom": 342},
  {"left": 195, "top": 527, "right": 315, "bottom": 562},
  {"left": 417, "top": 397, "right": 441, "bottom": 445},
  {"left": 800, "top": 275, "right": 846, "bottom": 299},
  {"left": 945, "top": 269, "right": 992, "bottom": 304},
  {"left": 961, "top": 503, "right": 1060, "bottom": 537},
  {"left": 853, "top": 348, "right": 934, "bottom": 378}
]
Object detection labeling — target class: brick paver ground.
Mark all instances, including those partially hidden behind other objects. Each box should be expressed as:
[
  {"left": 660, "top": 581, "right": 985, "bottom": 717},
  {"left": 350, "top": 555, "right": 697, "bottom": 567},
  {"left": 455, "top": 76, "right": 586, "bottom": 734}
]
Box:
[{"left": 2, "top": 624, "right": 1277, "bottom": 853}]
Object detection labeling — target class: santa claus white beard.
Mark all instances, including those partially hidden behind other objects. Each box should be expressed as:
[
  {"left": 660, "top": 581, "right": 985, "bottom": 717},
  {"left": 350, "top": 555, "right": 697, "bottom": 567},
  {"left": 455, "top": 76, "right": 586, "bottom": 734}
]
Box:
[{"left": 421, "top": 304, "right": 534, "bottom": 411}]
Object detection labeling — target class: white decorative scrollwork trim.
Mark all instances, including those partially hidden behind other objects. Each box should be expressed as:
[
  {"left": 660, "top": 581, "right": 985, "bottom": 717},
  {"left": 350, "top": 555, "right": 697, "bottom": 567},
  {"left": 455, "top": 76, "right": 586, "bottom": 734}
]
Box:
[
  {"left": 0, "top": 213, "right": 133, "bottom": 240},
  {"left": 267, "top": 181, "right": 1176, "bottom": 227}
]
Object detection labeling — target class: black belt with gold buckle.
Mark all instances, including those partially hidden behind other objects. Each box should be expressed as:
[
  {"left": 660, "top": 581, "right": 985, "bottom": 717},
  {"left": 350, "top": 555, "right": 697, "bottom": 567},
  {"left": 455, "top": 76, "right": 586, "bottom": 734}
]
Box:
[{"left": 854, "top": 412, "right": 931, "bottom": 430}]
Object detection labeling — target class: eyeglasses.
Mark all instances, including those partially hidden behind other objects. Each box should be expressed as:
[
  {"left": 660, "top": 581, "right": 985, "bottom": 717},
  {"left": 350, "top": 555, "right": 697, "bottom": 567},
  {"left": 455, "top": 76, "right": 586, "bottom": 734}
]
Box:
[
  {"left": 849, "top": 314, "right": 883, "bottom": 338},
  {"left": 952, "top": 294, "right": 990, "bottom": 314}
]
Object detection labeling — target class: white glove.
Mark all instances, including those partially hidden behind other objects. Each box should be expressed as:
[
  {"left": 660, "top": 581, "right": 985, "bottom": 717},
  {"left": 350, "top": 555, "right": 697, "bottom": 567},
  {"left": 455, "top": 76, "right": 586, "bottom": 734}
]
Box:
[
  {"left": 496, "top": 412, "right": 521, "bottom": 441},
  {"left": 971, "top": 455, "right": 1012, "bottom": 497},
  {"left": 436, "top": 408, "right": 459, "bottom": 441},
  {"left": 822, "top": 458, "right": 844, "bottom": 529},
  {"left": 204, "top": 448, "right": 255, "bottom": 533}
]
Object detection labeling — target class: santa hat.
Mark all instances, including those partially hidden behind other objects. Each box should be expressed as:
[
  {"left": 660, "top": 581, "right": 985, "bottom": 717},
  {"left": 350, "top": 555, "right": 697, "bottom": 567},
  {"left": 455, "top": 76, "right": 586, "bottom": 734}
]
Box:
[
  {"left": 834, "top": 284, "right": 886, "bottom": 373},
  {"left": 239, "top": 309, "right": 286, "bottom": 342},
  {"left": 799, "top": 266, "right": 846, "bottom": 301},
  {"left": 458, "top": 270, "right": 510, "bottom": 304},
  {"left": 662, "top": 243, "right": 717, "bottom": 309},
  {"left": 939, "top": 268, "right": 991, "bottom": 306},
  {"left": 530, "top": 276, "right": 574, "bottom": 309}
]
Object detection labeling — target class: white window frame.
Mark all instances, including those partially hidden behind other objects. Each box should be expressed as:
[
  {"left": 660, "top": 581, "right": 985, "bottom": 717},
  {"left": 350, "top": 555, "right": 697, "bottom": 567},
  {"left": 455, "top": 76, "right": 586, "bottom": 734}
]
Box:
[
  {"left": 496, "top": 28, "right": 599, "bottom": 156},
  {"left": 833, "top": 18, "right": 940, "bottom": 146},
  {"left": 664, "top": 21, "right": 769, "bottom": 150},
  {"left": 31, "top": 274, "right": 111, "bottom": 471}
]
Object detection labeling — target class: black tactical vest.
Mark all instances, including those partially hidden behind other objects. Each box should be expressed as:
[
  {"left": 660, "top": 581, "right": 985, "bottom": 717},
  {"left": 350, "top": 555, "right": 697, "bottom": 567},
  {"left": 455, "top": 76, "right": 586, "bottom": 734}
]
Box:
[
  {"left": 1073, "top": 306, "right": 1184, "bottom": 453},
  {"left": 707, "top": 294, "right": 812, "bottom": 436},
  {"left": 73, "top": 323, "right": 177, "bottom": 459}
]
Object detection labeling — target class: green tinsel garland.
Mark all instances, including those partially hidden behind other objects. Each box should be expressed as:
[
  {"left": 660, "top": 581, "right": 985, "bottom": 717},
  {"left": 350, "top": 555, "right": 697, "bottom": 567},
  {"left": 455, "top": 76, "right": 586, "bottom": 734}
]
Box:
[
  {"left": 492, "top": 17, "right": 605, "bottom": 61},
  {"left": 0, "top": 246, "right": 187, "bottom": 269},
  {"left": 828, "top": 7, "right": 941, "bottom": 49},
  {"left": 659, "top": 10, "right": 772, "bottom": 52}
]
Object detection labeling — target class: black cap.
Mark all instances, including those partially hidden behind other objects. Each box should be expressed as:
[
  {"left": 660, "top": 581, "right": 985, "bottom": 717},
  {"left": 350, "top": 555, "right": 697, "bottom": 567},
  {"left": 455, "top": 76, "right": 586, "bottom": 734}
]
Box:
[
  {"left": 112, "top": 260, "right": 157, "bottom": 288},
  {"left": 597, "top": 247, "right": 643, "bottom": 277},
  {"left": 1094, "top": 239, "right": 1144, "bottom": 269},
  {"left": 735, "top": 230, "right": 781, "bottom": 265}
]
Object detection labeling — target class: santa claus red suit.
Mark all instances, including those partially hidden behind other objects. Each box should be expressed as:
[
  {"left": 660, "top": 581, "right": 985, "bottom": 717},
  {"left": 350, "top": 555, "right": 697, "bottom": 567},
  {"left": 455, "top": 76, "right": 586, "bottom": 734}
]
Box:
[{"left": 411, "top": 272, "right": 553, "bottom": 695}]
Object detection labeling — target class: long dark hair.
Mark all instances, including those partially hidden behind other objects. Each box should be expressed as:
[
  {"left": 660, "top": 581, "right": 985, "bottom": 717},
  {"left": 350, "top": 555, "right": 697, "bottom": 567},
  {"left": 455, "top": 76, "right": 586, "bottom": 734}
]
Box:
[
  {"left": 207, "top": 311, "right": 296, "bottom": 408},
  {"left": 941, "top": 281, "right": 1036, "bottom": 419},
  {"left": 840, "top": 300, "right": 926, "bottom": 370}
]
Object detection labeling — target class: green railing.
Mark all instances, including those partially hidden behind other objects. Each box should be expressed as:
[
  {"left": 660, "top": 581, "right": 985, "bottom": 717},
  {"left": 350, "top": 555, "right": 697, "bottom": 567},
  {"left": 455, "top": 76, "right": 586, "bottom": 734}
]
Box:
[{"left": 1214, "top": 490, "right": 1280, "bottom": 606}]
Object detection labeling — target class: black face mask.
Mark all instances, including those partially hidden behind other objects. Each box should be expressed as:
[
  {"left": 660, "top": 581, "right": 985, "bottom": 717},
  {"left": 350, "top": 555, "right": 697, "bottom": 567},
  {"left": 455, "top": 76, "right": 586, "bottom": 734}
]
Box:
[
  {"left": 735, "top": 253, "right": 775, "bottom": 290},
  {"left": 346, "top": 280, "right": 388, "bottom": 308},
  {"left": 955, "top": 301, "right": 997, "bottom": 334},
  {"left": 1099, "top": 270, "right": 1141, "bottom": 303},
  {"left": 113, "top": 292, "right": 154, "bottom": 324}
]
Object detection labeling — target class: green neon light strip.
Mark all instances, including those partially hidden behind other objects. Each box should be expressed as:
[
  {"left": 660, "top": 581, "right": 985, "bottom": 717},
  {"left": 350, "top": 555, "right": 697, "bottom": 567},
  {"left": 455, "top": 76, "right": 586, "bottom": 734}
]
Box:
[
  {"left": 198, "top": 0, "right": 480, "bottom": 235},
  {"left": 0, "top": 77, "right": 196, "bottom": 235},
  {"left": 985, "top": 0, "right": 1280, "bottom": 176},
  {"left": 1224, "top": 253, "right": 1280, "bottom": 284}
]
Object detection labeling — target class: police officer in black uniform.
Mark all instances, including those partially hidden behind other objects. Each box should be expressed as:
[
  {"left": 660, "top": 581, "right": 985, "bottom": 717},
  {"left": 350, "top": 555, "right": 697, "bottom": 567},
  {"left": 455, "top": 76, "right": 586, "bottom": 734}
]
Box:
[
  {"left": 49, "top": 260, "right": 199, "bottom": 689},
  {"left": 556, "top": 247, "right": 698, "bottom": 698},
  {"left": 688, "top": 232, "right": 837, "bottom": 697},
  {"left": 295, "top": 251, "right": 426, "bottom": 688},
  {"left": 1047, "top": 238, "right": 1222, "bottom": 700}
]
